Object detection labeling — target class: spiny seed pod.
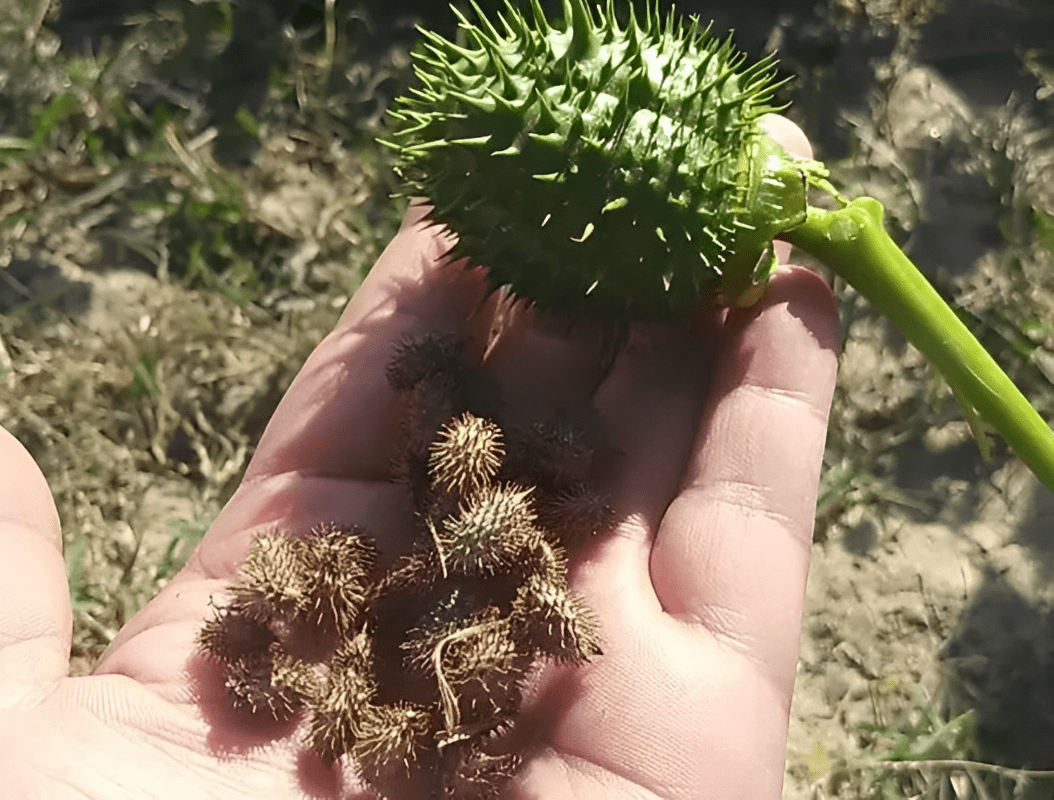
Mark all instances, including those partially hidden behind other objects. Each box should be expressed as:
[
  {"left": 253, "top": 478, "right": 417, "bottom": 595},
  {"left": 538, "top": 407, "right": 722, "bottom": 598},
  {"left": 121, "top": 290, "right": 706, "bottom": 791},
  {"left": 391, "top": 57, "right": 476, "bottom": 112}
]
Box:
[
  {"left": 535, "top": 481, "right": 616, "bottom": 552},
  {"left": 442, "top": 744, "right": 522, "bottom": 800},
  {"left": 379, "top": 546, "right": 445, "bottom": 597},
  {"left": 197, "top": 604, "right": 276, "bottom": 664},
  {"left": 307, "top": 633, "right": 378, "bottom": 764},
  {"left": 224, "top": 650, "right": 306, "bottom": 720},
  {"left": 504, "top": 406, "right": 601, "bottom": 490},
  {"left": 403, "top": 607, "right": 529, "bottom": 722},
  {"left": 230, "top": 530, "right": 314, "bottom": 620},
  {"left": 386, "top": 0, "right": 784, "bottom": 324},
  {"left": 352, "top": 702, "right": 436, "bottom": 785},
  {"left": 430, "top": 412, "right": 505, "bottom": 497},
  {"left": 438, "top": 484, "right": 540, "bottom": 576},
  {"left": 511, "top": 568, "right": 602, "bottom": 663},
  {"left": 387, "top": 333, "right": 466, "bottom": 392},
  {"left": 442, "top": 620, "right": 531, "bottom": 724},
  {"left": 302, "top": 524, "right": 377, "bottom": 633}
]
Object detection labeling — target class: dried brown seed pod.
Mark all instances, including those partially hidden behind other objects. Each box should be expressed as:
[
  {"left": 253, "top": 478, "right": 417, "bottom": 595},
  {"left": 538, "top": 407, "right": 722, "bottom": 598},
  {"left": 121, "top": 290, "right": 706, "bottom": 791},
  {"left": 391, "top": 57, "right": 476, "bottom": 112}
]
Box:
[
  {"left": 378, "top": 546, "right": 445, "bottom": 597},
  {"left": 229, "top": 531, "right": 314, "bottom": 621},
  {"left": 442, "top": 741, "right": 522, "bottom": 800},
  {"left": 302, "top": 524, "right": 377, "bottom": 633},
  {"left": 511, "top": 568, "right": 602, "bottom": 663},
  {"left": 441, "top": 618, "right": 531, "bottom": 725},
  {"left": 504, "top": 407, "right": 599, "bottom": 489},
  {"left": 307, "top": 632, "right": 378, "bottom": 764},
  {"left": 223, "top": 650, "right": 306, "bottom": 720},
  {"left": 438, "top": 484, "right": 540, "bottom": 577},
  {"left": 352, "top": 701, "right": 437, "bottom": 787},
  {"left": 197, "top": 604, "right": 276, "bottom": 664},
  {"left": 535, "top": 481, "right": 616, "bottom": 553},
  {"left": 387, "top": 333, "right": 466, "bottom": 393},
  {"left": 429, "top": 412, "right": 505, "bottom": 497}
]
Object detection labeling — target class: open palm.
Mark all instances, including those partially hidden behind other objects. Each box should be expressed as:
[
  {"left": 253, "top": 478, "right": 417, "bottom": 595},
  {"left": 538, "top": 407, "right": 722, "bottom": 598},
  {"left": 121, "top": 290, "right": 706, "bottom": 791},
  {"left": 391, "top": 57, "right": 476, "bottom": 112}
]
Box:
[{"left": 0, "top": 119, "right": 838, "bottom": 800}]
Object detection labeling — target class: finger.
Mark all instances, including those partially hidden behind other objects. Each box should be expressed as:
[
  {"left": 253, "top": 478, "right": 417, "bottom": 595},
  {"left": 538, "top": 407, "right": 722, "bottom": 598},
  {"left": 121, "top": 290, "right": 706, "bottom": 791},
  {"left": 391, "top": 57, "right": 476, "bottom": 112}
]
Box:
[
  {"left": 650, "top": 267, "right": 838, "bottom": 677},
  {"left": 590, "top": 313, "right": 722, "bottom": 547},
  {"left": 481, "top": 303, "right": 611, "bottom": 428},
  {"left": 240, "top": 204, "right": 497, "bottom": 488},
  {"left": 759, "top": 113, "right": 814, "bottom": 266},
  {"left": 0, "top": 427, "right": 71, "bottom": 707}
]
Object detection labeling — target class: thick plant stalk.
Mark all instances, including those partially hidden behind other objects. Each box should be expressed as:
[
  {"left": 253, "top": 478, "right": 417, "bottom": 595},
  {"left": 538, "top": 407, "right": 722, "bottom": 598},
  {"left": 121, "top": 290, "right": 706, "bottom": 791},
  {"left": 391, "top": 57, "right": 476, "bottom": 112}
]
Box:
[{"left": 783, "top": 198, "right": 1054, "bottom": 494}]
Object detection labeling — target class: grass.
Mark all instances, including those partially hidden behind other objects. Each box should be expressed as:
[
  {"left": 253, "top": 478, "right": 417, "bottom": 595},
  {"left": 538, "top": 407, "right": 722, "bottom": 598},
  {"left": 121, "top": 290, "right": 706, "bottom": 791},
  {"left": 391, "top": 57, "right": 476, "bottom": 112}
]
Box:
[
  {"left": 0, "top": 0, "right": 403, "bottom": 668},
  {"left": 2, "top": 0, "right": 1054, "bottom": 795}
]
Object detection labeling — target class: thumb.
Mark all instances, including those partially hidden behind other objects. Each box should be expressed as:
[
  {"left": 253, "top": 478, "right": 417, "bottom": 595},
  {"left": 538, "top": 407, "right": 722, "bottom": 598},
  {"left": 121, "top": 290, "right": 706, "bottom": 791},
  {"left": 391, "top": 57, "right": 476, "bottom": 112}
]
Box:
[{"left": 0, "top": 426, "right": 70, "bottom": 708}]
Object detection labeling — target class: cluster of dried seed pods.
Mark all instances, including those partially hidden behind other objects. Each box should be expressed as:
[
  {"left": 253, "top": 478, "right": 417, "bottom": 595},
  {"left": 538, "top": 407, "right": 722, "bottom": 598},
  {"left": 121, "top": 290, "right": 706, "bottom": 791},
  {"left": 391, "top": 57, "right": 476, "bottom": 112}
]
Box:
[{"left": 198, "top": 333, "right": 615, "bottom": 798}]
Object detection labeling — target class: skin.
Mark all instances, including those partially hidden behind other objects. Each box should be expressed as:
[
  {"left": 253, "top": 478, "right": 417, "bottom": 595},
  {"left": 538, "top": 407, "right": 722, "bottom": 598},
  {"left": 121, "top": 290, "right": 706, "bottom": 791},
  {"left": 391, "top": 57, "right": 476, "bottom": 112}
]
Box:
[{"left": 0, "top": 117, "right": 838, "bottom": 799}]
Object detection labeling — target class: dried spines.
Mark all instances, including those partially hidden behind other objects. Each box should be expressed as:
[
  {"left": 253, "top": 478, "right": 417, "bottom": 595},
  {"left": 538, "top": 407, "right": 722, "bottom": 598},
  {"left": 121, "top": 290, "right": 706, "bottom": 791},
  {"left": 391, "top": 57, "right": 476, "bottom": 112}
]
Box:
[
  {"left": 200, "top": 329, "right": 618, "bottom": 797},
  {"left": 504, "top": 407, "right": 600, "bottom": 490},
  {"left": 302, "top": 524, "right": 377, "bottom": 633},
  {"left": 306, "top": 635, "right": 380, "bottom": 765},
  {"left": 430, "top": 412, "right": 505, "bottom": 496},
  {"left": 442, "top": 741, "right": 522, "bottom": 800},
  {"left": 197, "top": 604, "right": 276, "bottom": 664},
  {"left": 224, "top": 647, "right": 313, "bottom": 721},
  {"left": 352, "top": 702, "right": 436, "bottom": 786},
  {"left": 229, "top": 530, "right": 314, "bottom": 621},
  {"left": 511, "top": 546, "right": 603, "bottom": 662},
  {"left": 534, "top": 481, "right": 616, "bottom": 551},
  {"left": 387, "top": 333, "right": 467, "bottom": 392},
  {"left": 438, "top": 484, "right": 540, "bottom": 577}
]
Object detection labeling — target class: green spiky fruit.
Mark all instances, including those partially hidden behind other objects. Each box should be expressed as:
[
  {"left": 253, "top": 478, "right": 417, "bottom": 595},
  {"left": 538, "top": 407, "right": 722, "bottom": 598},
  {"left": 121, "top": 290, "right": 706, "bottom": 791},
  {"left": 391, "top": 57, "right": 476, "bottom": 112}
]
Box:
[{"left": 387, "top": 0, "right": 806, "bottom": 323}]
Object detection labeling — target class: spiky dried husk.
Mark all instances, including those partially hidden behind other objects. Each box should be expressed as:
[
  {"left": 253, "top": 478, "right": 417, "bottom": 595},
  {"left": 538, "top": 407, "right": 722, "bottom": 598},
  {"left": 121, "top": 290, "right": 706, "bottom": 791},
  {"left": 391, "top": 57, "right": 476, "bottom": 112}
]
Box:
[
  {"left": 402, "top": 605, "right": 530, "bottom": 725},
  {"left": 535, "top": 481, "right": 616, "bottom": 552},
  {"left": 223, "top": 650, "right": 308, "bottom": 720},
  {"left": 388, "top": 0, "right": 782, "bottom": 323},
  {"left": 301, "top": 524, "right": 377, "bottom": 633},
  {"left": 438, "top": 484, "right": 542, "bottom": 577},
  {"left": 442, "top": 742, "right": 522, "bottom": 800},
  {"left": 197, "top": 604, "right": 277, "bottom": 663},
  {"left": 306, "top": 634, "right": 379, "bottom": 764},
  {"left": 503, "top": 408, "right": 599, "bottom": 490},
  {"left": 230, "top": 531, "right": 315, "bottom": 621},
  {"left": 387, "top": 333, "right": 467, "bottom": 393},
  {"left": 511, "top": 563, "right": 602, "bottom": 663},
  {"left": 352, "top": 702, "right": 436, "bottom": 786},
  {"left": 430, "top": 412, "right": 506, "bottom": 497}
]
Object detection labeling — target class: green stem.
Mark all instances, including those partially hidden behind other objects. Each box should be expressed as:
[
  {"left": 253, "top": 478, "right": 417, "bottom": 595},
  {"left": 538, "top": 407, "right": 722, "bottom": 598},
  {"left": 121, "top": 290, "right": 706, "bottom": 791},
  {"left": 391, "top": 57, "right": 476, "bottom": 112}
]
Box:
[{"left": 782, "top": 197, "right": 1054, "bottom": 495}]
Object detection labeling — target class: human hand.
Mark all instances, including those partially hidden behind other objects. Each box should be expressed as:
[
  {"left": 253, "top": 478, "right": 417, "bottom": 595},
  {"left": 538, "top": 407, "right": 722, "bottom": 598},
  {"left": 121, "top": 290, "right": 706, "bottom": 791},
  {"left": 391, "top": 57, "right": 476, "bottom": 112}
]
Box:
[{"left": 0, "top": 117, "right": 838, "bottom": 799}]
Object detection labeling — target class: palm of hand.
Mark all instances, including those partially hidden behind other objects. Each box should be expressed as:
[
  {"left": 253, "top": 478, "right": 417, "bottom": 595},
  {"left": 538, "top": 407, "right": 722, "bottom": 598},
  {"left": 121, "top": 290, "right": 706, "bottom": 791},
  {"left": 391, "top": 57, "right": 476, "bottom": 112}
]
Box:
[{"left": 0, "top": 123, "right": 837, "bottom": 800}]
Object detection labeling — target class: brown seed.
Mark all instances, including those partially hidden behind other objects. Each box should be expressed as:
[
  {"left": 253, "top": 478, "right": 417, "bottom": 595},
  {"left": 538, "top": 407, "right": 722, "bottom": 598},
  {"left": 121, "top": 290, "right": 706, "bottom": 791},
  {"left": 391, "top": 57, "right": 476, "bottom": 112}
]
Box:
[
  {"left": 352, "top": 701, "right": 436, "bottom": 785},
  {"left": 535, "top": 482, "right": 615, "bottom": 553},
  {"left": 438, "top": 484, "right": 539, "bottom": 577},
  {"left": 511, "top": 569, "right": 602, "bottom": 663},
  {"left": 197, "top": 604, "right": 276, "bottom": 664},
  {"left": 429, "top": 412, "right": 505, "bottom": 497},
  {"left": 387, "top": 333, "right": 465, "bottom": 392}
]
